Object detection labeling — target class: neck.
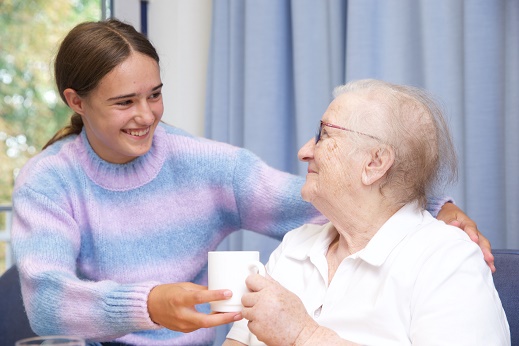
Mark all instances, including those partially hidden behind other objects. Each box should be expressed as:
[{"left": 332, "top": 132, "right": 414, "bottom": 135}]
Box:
[{"left": 322, "top": 193, "right": 400, "bottom": 282}]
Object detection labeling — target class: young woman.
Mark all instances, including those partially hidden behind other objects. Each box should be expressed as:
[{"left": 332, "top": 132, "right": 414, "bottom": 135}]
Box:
[{"left": 11, "top": 20, "right": 492, "bottom": 345}]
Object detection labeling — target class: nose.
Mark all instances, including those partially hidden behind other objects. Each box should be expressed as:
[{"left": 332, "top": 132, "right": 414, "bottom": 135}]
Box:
[
  {"left": 135, "top": 100, "right": 156, "bottom": 125},
  {"left": 298, "top": 138, "right": 315, "bottom": 162}
]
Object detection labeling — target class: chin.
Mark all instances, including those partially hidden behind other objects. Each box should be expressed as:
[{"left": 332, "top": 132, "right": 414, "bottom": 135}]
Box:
[{"left": 300, "top": 186, "right": 314, "bottom": 203}]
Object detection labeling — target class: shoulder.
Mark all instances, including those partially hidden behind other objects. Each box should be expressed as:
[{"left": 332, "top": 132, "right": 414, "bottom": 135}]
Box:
[
  {"left": 272, "top": 223, "right": 329, "bottom": 258},
  {"left": 159, "top": 123, "right": 297, "bottom": 179},
  {"left": 159, "top": 122, "right": 241, "bottom": 153},
  {"left": 398, "top": 214, "right": 484, "bottom": 270},
  {"left": 414, "top": 214, "right": 475, "bottom": 248},
  {"left": 14, "top": 134, "right": 79, "bottom": 191}
]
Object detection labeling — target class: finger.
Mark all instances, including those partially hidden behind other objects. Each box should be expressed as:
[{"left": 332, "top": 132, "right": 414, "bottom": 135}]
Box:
[
  {"left": 464, "top": 225, "right": 495, "bottom": 273},
  {"left": 448, "top": 219, "right": 461, "bottom": 228},
  {"left": 245, "top": 273, "right": 270, "bottom": 292},
  {"left": 458, "top": 223, "right": 480, "bottom": 243},
  {"left": 242, "top": 306, "right": 254, "bottom": 322},
  {"left": 186, "top": 288, "right": 233, "bottom": 305},
  {"left": 241, "top": 291, "right": 259, "bottom": 308},
  {"left": 179, "top": 311, "right": 243, "bottom": 332},
  {"left": 177, "top": 282, "right": 212, "bottom": 291},
  {"left": 478, "top": 237, "right": 496, "bottom": 273},
  {"left": 201, "top": 311, "right": 243, "bottom": 328},
  {"left": 485, "top": 251, "right": 496, "bottom": 273}
]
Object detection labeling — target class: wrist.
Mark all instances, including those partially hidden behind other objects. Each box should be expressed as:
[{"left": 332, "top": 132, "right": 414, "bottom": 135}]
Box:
[{"left": 293, "top": 323, "right": 319, "bottom": 346}]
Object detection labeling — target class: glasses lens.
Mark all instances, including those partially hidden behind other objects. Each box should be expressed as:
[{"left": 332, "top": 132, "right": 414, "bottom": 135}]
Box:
[{"left": 315, "top": 121, "right": 322, "bottom": 143}]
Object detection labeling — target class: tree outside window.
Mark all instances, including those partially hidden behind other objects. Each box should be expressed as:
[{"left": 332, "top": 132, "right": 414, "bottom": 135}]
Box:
[{"left": 0, "top": 0, "right": 105, "bottom": 271}]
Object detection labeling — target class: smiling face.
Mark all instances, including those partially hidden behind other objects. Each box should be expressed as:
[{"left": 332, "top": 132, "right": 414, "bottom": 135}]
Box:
[
  {"left": 65, "top": 52, "right": 163, "bottom": 164},
  {"left": 298, "top": 92, "right": 376, "bottom": 209}
]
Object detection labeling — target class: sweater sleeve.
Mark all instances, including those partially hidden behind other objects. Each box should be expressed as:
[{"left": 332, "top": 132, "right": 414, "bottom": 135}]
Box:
[
  {"left": 425, "top": 195, "right": 454, "bottom": 217},
  {"left": 231, "top": 149, "right": 327, "bottom": 240},
  {"left": 12, "top": 185, "right": 161, "bottom": 341},
  {"left": 231, "top": 147, "right": 451, "bottom": 233}
]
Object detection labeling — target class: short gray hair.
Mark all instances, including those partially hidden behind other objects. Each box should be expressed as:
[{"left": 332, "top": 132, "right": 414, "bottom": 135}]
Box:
[{"left": 333, "top": 79, "right": 457, "bottom": 208}]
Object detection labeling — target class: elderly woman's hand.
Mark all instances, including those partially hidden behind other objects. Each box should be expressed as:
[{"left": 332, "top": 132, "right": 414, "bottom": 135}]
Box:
[
  {"left": 436, "top": 202, "right": 495, "bottom": 272},
  {"left": 241, "top": 274, "right": 319, "bottom": 345}
]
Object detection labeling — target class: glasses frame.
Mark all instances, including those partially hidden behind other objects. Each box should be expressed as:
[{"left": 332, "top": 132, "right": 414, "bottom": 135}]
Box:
[{"left": 315, "top": 120, "right": 381, "bottom": 144}]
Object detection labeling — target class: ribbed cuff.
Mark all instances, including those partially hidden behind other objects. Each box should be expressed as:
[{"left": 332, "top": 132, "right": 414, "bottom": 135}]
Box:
[{"left": 103, "top": 281, "right": 162, "bottom": 331}]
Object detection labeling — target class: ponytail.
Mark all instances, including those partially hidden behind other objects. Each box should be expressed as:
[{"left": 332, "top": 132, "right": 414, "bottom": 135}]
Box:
[{"left": 42, "top": 113, "right": 84, "bottom": 150}]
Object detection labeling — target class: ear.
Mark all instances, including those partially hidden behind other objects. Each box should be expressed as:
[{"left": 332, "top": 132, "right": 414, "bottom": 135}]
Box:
[
  {"left": 63, "top": 88, "right": 86, "bottom": 115},
  {"left": 361, "top": 146, "right": 395, "bottom": 186}
]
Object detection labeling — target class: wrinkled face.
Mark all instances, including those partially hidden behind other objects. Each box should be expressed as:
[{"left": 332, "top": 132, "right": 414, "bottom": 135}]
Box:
[
  {"left": 79, "top": 52, "right": 163, "bottom": 164},
  {"left": 298, "top": 93, "right": 370, "bottom": 207}
]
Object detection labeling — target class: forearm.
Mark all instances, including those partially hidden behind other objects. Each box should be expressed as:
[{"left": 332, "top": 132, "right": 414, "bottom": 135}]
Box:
[
  {"left": 294, "top": 325, "right": 359, "bottom": 346},
  {"left": 235, "top": 149, "right": 325, "bottom": 238},
  {"left": 19, "top": 267, "right": 160, "bottom": 340},
  {"left": 12, "top": 190, "right": 160, "bottom": 340}
]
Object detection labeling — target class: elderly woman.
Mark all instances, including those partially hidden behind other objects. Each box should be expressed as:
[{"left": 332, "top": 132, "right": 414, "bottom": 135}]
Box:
[{"left": 224, "top": 80, "right": 510, "bottom": 345}]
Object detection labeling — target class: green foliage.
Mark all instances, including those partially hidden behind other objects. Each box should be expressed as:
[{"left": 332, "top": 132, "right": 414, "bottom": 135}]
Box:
[{"left": 0, "top": 0, "right": 102, "bottom": 203}]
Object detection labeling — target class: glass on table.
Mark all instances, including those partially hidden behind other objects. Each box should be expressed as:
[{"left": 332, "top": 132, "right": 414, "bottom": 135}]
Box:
[{"left": 15, "top": 336, "right": 85, "bottom": 346}]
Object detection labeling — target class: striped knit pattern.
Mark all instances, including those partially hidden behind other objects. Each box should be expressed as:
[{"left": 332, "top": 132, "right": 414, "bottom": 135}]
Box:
[
  {"left": 11, "top": 123, "right": 446, "bottom": 345},
  {"left": 11, "top": 123, "right": 324, "bottom": 345}
]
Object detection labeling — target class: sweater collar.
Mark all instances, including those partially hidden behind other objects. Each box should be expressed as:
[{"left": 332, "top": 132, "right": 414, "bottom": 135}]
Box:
[{"left": 74, "top": 125, "right": 167, "bottom": 191}]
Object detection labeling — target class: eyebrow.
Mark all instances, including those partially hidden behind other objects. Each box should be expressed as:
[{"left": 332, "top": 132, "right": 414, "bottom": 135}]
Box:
[{"left": 106, "top": 83, "right": 163, "bottom": 101}]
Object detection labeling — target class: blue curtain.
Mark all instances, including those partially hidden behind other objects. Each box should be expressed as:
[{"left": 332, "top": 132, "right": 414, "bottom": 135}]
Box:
[
  {"left": 206, "top": 0, "right": 519, "bottom": 262},
  {"left": 205, "top": 1, "right": 519, "bottom": 342}
]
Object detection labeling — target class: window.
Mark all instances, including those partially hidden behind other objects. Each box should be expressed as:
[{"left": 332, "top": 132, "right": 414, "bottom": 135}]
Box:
[{"left": 0, "top": 0, "right": 109, "bottom": 272}]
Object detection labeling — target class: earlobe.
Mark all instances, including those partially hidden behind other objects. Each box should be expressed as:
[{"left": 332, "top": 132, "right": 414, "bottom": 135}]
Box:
[
  {"left": 63, "top": 88, "right": 85, "bottom": 115},
  {"left": 362, "top": 147, "right": 395, "bottom": 186},
  {"left": 362, "top": 171, "right": 371, "bottom": 185}
]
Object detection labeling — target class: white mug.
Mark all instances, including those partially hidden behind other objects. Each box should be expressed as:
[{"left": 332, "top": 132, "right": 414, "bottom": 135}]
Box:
[{"left": 208, "top": 251, "right": 266, "bottom": 312}]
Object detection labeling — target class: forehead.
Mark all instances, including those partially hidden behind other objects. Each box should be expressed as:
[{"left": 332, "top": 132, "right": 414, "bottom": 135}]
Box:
[
  {"left": 96, "top": 52, "right": 161, "bottom": 96},
  {"left": 324, "top": 92, "right": 365, "bottom": 123}
]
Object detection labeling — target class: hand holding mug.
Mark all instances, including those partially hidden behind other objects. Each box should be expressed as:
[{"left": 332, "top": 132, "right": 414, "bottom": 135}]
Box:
[
  {"left": 241, "top": 274, "right": 318, "bottom": 346},
  {"left": 208, "top": 251, "right": 266, "bottom": 312},
  {"left": 147, "top": 282, "right": 241, "bottom": 333}
]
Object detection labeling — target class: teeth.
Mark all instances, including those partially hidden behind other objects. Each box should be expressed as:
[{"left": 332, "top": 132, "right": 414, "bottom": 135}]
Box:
[{"left": 126, "top": 128, "right": 150, "bottom": 136}]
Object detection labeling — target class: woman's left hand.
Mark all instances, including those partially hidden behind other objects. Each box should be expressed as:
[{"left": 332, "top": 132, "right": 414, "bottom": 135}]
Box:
[
  {"left": 241, "top": 274, "right": 318, "bottom": 345},
  {"left": 436, "top": 202, "right": 495, "bottom": 272}
]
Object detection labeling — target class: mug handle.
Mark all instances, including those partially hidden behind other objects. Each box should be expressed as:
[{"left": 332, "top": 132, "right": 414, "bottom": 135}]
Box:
[{"left": 248, "top": 260, "right": 266, "bottom": 276}]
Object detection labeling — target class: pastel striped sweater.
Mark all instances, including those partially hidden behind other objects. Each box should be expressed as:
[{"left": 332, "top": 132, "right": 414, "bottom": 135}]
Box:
[
  {"left": 11, "top": 123, "right": 446, "bottom": 345},
  {"left": 11, "top": 123, "right": 325, "bottom": 345}
]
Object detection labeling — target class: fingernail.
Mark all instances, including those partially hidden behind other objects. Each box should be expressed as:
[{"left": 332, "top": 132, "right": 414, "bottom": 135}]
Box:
[
  {"left": 234, "top": 313, "right": 242, "bottom": 321},
  {"left": 223, "top": 290, "right": 233, "bottom": 298}
]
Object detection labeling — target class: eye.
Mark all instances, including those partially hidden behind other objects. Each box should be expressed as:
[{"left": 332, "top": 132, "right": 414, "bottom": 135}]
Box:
[
  {"left": 149, "top": 91, "right": 162, "bottom": 100},
  {"left": 321, "top": 127, "right": 329, "bottom": 139},
  {"left": 116, "top": 99, "right": 133, "bottom": 106}
]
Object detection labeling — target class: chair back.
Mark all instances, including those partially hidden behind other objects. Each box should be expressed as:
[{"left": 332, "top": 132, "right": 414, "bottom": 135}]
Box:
[
  {"left": 493, "top": 249, "right": 519, "bottom": 346},
  {"left": 0, "top": 266, "right": 37, "bottom": 344}
]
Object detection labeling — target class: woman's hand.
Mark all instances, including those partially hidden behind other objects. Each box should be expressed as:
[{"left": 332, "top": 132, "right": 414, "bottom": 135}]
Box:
[
  {"left": 241, "top": 274, "right": 318, "bottom": 345},
  {"left": 437, "top": 202, "right": 495, "bottom": 272},
  {"left": 147, "top": 282, "right": 242, "bottom": 332}
]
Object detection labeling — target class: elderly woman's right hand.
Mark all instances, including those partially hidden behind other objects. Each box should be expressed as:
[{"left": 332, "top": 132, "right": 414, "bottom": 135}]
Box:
[
  {"left": 241, "top": 274, "right": 319, "bottom": 345},
  {"left": 242, "top": 275, "right": 360, "bottom": 346},
  {"left": 147, "top": 282, "right": 242, "bottom": 332}
]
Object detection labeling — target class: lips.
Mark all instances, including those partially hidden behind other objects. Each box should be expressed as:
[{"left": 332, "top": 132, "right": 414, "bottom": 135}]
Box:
[{"left": 122, "top": 127, "right": 150, "bottom": 137}]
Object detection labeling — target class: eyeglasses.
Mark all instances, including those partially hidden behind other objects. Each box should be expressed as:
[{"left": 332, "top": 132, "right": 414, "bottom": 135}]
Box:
[{"left": 315, "top": 120, "right": 381, "bottom": 144}]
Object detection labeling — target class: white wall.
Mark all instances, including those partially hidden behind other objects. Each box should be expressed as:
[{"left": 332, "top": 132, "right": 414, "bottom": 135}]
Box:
[{"left": 112, "top": 0, "right": 211, "bottom": 137}]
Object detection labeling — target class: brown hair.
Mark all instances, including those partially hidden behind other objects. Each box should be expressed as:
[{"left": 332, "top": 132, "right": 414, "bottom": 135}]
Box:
[{"left": 43, "top": 19, "right": 160, "bottom": 149}]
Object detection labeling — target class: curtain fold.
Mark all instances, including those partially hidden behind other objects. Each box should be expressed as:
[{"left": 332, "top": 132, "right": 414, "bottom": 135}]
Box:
[{"left": 206, "top": 0, "right": 519, "bottom": 258}]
